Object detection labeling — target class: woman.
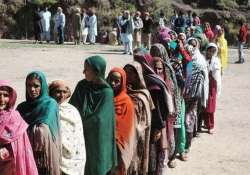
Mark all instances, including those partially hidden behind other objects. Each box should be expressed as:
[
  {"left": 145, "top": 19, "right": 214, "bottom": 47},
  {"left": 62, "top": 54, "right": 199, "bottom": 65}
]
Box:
[
  {"left": 107, "top": 68, "right": 136, "bottom": 175},
  {"left": 204, "top": 22, "right": 214, "bottom": 42},
  {"left": 184, "top": 38, "right": 209, "bottom": 150},
  {"left": 203, "top": 43, "right": 222, "bottom": 134},
  {"left": 49, "top": 80, "right": 86, "bottom": 175},
  {"left": 69, "top": 55, "right": 117, "bottom": 175},
  {"left": 124, "top": 62, "right": 154, "bottom": 175},
  {"left": 17, "top": 71, "right": 60, "bottom": 175},
  {"left": 150, "top": 44, "right": 187, "bottom": 166},
  {"left": 215, "top": 26, "right": 228, "bottom": 73},
  {"left": 0, "top": 80, "right": 38, "bottom": 175},
  {"left": 134, "top": 51, "right": 174, "bottom": 174}
]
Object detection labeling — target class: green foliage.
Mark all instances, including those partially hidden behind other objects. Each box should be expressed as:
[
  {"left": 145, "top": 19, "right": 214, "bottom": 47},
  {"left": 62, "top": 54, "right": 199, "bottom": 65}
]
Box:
[{"left": 28, "top": 0, "right": 57, "bottom": 5}]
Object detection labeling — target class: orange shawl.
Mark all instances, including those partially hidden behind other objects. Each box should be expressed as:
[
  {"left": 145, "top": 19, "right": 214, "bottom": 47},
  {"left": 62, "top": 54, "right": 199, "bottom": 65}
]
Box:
[{"left": 110, "top": 68, "right": 136, "bottom": 173}]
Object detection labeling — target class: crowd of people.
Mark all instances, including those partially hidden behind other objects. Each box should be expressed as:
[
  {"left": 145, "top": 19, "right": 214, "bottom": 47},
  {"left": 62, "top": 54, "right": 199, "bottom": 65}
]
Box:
[
  {"left": 1, "top": 7, "right": 248, "bottom": 175},
  {"left": 33, "top": 6, "right": 97, "bottom": 45}
]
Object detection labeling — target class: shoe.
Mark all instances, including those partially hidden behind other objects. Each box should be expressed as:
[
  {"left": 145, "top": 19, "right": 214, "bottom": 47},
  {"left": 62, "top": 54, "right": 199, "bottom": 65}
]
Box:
[
  {"left": 168, "top": 160, "right": 177, "bottom": 168},
  {"left": 180, "top": 152, "right": 188, "bottom": 161},
  {"left": 235, "top": 60, "right": 243, "bottom": 64},
  {"left": 122, "top": 52, "right": 127, "bottom": 55},
  {"left": 129, "top": 52, "right": 133, "bottom": 55},
  {"left": 208, "top": 129, "right": 214, "bottom": 134}
]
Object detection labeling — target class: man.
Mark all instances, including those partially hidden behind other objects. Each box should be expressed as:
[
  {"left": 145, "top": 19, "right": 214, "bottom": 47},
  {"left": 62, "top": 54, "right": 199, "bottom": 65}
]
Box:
[
  {"left": 87, "top": 8, "right": 97, "bottom": 44},
  {"left": 235, "top": 21, "right": 248, "bottom": 64},
  {"left": 133, "top": 11, "right": 143, "bottom": 48},
  {"left": 41, "top": 6, "right": 51, "bottom": 43},
  {"left": 120, "top": 10, "right": 134, "bottom": 55},
  {"left": 142, "top": 12, "right": 153, "bottom": 50},
  {"left": 55, "top": 7, "right": 65, "bottom": 44},
  {"left": 73, "top": 8, "right": 82, "bottom": 45}
]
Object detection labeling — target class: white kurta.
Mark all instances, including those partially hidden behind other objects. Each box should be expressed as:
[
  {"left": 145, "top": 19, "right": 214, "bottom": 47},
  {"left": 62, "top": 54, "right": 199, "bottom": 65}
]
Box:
[
  {"left": 87, "top": 15, "right": 97, "bottom": 36},
  {"left": 59, "top": 102, "right": 86, "bottom": 175},
  {"left": 41, "top": 11, "right": 51, "bottom": 32}
]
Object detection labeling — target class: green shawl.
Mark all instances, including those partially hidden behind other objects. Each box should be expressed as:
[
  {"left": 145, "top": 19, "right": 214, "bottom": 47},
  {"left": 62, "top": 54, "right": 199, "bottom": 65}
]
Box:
[
  {"left": 17, "top": 71, "right": 59, "bottom": 142},
  {"left": 69, "top": 55, "right": 117, "bottom": 175}
]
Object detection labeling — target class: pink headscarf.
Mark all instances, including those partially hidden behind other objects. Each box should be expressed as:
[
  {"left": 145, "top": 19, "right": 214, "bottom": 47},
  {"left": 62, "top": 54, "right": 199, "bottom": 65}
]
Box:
[{"left": 0, "top": 80, "right": 38, "bottom": 175}]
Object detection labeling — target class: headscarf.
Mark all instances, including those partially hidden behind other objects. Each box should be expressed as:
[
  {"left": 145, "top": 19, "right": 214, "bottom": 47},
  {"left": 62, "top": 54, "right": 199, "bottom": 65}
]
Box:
[
  {"left": 123, "top": 62, "right": 154, "bottom": 174},
  {"left": 49, "top": 79, "right": 71, "bottom": 99},
  {"left": 69, "top": 55, "right": 117, "bottom": 175},
  {"left": 108, "top": 68, "right": 135, "bottom": 172},
  {"left": 0, "top": 80, "right": 38, "bottom": 175},
  {"left": 85, "top": 55, "right": 107, "bottom": 79},
  {"left": 17, "top": 71, "right": 59, "bottom": 141},
  {"left": 204, "top": 22, "right": 214, "bottom": 42}
]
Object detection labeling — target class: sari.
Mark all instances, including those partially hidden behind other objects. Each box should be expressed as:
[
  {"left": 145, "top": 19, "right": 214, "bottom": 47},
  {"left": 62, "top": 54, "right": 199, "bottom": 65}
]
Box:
[
  {"left": 0, "top": 80, "right": 38, "bottom": 175},
  {"left": 17, "top": 71, "right": 61, "bottom": 175},
  {"left": 69, "top": 55, "right": 117, "bottom": 175}
]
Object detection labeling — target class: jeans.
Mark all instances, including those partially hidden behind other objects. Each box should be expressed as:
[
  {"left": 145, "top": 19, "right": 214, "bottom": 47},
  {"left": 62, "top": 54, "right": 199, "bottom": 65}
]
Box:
[
  {"left": 238, "top": 42, "right": 244, "bottom": 62},
  {"left": 57, "top": 26, "right": 64, "bottom": 44}
]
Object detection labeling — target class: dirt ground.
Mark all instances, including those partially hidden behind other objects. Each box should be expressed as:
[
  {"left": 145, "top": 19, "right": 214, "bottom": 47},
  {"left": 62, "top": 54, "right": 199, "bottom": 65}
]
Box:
[{"left": 0, "top": 39, "right": 250, "bottom": 175}]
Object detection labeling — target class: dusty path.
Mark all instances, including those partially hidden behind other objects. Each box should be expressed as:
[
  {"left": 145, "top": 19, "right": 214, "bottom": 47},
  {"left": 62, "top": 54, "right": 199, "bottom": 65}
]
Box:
[{"left": 0, "top": 40, "right": 249, "bottom": 175}]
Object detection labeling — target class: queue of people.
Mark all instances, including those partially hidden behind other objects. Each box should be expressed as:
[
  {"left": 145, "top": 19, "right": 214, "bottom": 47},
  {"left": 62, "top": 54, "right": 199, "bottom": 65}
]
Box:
[
  {"left": 4, "top": 8, "right": 246, "bottom": 175},
  {"left": 1, "top": 32, "right": 223, "bottom": 174}
]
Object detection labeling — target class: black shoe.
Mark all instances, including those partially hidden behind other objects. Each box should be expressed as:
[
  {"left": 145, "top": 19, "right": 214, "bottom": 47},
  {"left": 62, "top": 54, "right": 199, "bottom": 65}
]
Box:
[{"left": 235, "top": 60, "right": 243, "bottom": 64}]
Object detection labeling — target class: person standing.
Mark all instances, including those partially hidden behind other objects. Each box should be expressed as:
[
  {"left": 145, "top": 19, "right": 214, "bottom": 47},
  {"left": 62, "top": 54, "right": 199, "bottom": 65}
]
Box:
[
  {"left": 133, "top": 11, "right": 143, "bottom": 49},
  {"left": 17, "top": 71, "right": 61, "bottom": 175},
  {"left": 107, "top": 68, "right": 136, "bottom": 175},
  {"left": 41, "top": 6, "right": 51, "bottom": 43},
  {"left": 33, "top": 7, "right": 43, "bottom": 44},
  {"left": 202, "top": 43, "right": 222, "bottom": 134},
  {"left": 87, "top": 8, "right": 97, "bottom": 44},
  {"left": 215, "top": 25, "right": 228, "bottom": 73},
  {"left": 69, "top": 55, "right": 117, "bottom": 175},
  {"left": 120, "top": 10, "right": 134, "bottom": 55},
  {"left": 55, "top": 7, "right": 65, "bottom": 44},
  {"left": 81, "top": 8, "right": 89, "bottom": 44},
  {"left": 235, "top": 21, "right": 248, "bottom": 64},
  {"left": 0, "top": 80, "right": 38, "bottom": 175},
  {"left": 142, "top": 12, "right": 153, "bottom": 50},
  {"left": 192, "top": 12, "right": 200, "bottom": 26},
  {"left": 73, "top": 8, "right": 82, "bottom": 45},
  {"left": 49, "top": 80, "right": 86, "bottom": 175}
]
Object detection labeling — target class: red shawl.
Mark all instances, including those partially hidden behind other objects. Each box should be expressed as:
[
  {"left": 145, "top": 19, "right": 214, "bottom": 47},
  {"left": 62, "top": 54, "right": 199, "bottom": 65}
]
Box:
[{"left": 110, "top": 68, "right": 136, "bottom": 172}]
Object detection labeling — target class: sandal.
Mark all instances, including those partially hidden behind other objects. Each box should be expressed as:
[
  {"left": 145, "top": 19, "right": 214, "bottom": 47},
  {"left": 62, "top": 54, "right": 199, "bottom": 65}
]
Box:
[
  {"left": 168, "top": 160, "right": 177, "bottom": 168},
  {"left": 180, "top": 152, "right": 188, "bottom": 161}
]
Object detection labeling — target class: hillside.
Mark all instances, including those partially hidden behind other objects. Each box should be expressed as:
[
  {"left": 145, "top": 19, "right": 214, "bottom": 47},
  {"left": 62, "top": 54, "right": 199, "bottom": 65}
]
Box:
[{"left": 0, "top": 0, "right": 249, "bottom": 45}]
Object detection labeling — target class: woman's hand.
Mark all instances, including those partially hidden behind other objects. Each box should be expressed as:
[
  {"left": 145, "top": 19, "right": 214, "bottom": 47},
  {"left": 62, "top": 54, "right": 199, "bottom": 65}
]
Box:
[{"left": 0, "top": 147, "right": 10, "bottom": 161}]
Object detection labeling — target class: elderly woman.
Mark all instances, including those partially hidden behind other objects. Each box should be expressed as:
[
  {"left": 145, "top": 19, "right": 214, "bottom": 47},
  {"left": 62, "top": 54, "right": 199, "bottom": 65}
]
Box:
[
  {"left": 0, "top": 80, "right": 38, "bottom": 175},
  {"left": 17, "top": 71, "right": 60, "bottom": 175},
  {"left": 69, "top": 55, "right": 117, "bottom": 175},
  {"left": 49, "top": 80, "right": 86, "bottom": 175}
]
